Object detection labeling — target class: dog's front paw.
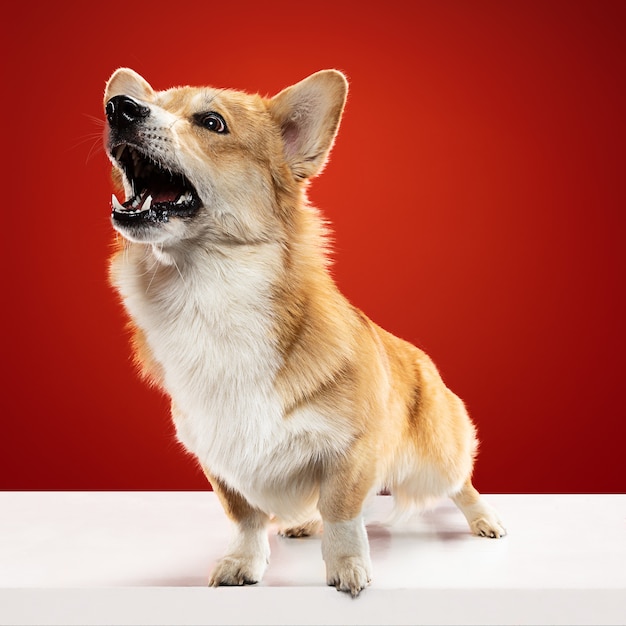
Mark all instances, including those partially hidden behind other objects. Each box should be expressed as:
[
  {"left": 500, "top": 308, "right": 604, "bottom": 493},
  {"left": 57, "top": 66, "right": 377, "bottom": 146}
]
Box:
[
  {"left": 209, "top": 554, "right": 268, "bottom": 587},
  {"left": 326, "top": 556, "right": 372, "bottom": 597}
]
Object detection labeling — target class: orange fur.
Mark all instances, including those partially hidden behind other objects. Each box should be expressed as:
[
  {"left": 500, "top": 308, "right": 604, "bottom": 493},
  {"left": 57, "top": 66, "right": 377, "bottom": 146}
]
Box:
[{"left": 104, "top": 67, "right": 505, "bottom": 596}]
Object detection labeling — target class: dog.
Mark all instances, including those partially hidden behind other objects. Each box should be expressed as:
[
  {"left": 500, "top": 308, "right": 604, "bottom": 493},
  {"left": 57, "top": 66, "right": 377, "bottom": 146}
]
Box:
[{"left": 103, "top": 68, "right": 506, "bottom": 596}]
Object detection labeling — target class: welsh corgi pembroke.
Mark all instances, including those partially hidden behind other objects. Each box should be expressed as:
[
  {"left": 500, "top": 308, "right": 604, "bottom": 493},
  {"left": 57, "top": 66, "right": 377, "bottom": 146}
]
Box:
[{"left": 104, "top": 68, "right": 506, "bottom": 596}]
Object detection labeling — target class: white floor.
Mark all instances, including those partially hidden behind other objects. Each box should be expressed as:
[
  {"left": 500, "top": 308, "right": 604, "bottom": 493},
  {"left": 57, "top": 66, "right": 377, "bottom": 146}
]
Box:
[{"left": 0, "top": 492, "right": 624, "bottom": 625}]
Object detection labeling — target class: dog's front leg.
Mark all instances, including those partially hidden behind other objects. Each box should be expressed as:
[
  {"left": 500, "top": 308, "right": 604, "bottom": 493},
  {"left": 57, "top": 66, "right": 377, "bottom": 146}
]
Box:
[
  {"left": 204, "top": 470, "right": 270, "bottom": 587},
  {"left": 318, "top": 457, "right": 375, "bottom": 596}
]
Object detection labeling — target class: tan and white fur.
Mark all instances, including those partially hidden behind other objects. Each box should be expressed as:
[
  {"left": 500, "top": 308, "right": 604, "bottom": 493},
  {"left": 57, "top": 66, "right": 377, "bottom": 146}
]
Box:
[{"left": 104, "top": 68, "right": 505, "bottom": 596}]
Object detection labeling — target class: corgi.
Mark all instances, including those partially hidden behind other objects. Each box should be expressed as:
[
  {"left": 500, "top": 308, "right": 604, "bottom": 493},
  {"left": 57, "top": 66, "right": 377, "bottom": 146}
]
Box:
[{"left": 103, "top": 68, "right": 506, "bottom": 596}]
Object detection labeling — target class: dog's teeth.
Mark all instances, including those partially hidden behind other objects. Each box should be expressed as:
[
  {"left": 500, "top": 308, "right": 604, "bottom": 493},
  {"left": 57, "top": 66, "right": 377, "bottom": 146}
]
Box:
[
  {"left": 111, "top": 194, "right": 125, "bottom": 212},
  {"left": 176, "top": 192, "right": 193, "bottom": 205},
  {"left": 176, "top": 192, "right": 189, "bottom": 205},
  {"left": 143, "top": 195, "right": 153, "bottom": 212},
  {"left": 114, "top": 145, "right": 125, "bottom": 161}
]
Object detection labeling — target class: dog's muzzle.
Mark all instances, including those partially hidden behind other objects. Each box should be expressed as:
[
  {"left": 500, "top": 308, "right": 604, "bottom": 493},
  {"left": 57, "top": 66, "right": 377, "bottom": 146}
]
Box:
[{"left": 106, "top": 95, "right": 202, "bottom": 227}]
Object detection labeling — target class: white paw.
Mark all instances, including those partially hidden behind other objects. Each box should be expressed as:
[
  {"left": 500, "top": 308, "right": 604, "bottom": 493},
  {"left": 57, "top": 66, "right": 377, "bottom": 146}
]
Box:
[
  {"left": 208, "top": 554, "right": 268, "bottom": 587},
  {"left": 322, "top": 517, "right": 372, "bottom": 596},
  {"left": 326, "top": 555, "right": 372, "bottom": 597},
  {"left": 470, "top": 512, "right": 507, "bottom": 538}
]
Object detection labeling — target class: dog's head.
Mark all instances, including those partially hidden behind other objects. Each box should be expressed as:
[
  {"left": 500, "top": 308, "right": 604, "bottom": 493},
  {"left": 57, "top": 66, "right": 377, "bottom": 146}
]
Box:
[{"left": 103, "top": 68, "right": 348, "bottom": 246}]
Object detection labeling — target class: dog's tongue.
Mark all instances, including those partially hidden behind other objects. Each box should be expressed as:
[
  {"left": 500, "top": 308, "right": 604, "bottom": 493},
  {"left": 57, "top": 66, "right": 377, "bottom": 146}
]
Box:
[
  {"left": 147, "top": 186, "right": 179, "bottom": 204},
  {"left": 157, "top": 191, "right": 178, "bottom": 203}
]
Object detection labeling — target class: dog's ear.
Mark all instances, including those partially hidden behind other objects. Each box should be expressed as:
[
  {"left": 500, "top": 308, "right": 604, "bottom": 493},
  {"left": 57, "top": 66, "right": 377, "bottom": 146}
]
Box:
[
  {"left": 269, "top": 70, "right": 348, "bottom": 180},
  {"left": 104, "top": 68, "right": 155, "bottom": 105}
]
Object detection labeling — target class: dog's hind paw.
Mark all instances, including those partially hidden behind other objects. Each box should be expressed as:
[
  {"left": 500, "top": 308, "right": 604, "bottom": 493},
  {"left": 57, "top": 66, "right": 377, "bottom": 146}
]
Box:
[
  {"left": 208, "top": 554, "right": 267, "bottom": 587},
  {"left": 278, "top": 519, "right": 322, "bottom": 538},
  {"left": 453, "top": 487, "right": 507, "bottom": 539},
  {"left": 470, "top": 514, "right": 507, "bottom": 539}
]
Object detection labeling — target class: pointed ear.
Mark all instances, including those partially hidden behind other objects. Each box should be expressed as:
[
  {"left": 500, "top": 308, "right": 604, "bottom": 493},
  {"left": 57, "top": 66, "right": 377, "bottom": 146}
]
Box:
[
  {"left": 268, "top": 70, "right": 348, "bottom": 180},
  {"left": 104, "top": 68, "right": 155, "bottom": 105}
]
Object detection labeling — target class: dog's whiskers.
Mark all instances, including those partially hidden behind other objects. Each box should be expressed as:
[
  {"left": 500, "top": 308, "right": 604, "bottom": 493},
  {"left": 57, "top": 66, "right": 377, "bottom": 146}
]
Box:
[
  {"left": 144, "top": 256, "right": 160, "bottom": 294},
  {"left": 65, "top": 114, "right": 109, "bottom": 164},
  {"left": 171, "top": 255, "right": 186, "bottom": 286}
]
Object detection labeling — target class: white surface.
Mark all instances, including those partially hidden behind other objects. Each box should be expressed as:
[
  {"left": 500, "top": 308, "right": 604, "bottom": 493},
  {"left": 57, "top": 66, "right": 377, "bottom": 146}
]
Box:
[{"left": 0, "top": 492, "right": 624, "bottom": 625}]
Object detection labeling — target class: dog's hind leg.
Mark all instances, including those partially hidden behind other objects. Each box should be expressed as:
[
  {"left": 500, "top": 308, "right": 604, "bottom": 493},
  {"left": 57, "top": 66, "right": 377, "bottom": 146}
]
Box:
[
  {"left": 452, "top": 478, "right": 506, "bottom": 538},
  {"left": 278, "top": 518, "right": 323, "bottom": 538},
  {"left": 203, "top": 469, "right": 271, "bottom": 586}
]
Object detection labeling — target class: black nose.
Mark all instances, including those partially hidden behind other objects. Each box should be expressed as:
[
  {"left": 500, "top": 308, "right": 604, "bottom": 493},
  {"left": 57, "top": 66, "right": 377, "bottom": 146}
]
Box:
[{"left": 105, "top": 95, "right": 150, "bottom": 129}]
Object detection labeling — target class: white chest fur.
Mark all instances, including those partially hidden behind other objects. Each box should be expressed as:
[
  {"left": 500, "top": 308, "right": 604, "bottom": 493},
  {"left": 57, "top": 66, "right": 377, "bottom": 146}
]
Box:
[{"left": 112, "top": 243, "right": 346, "bottom": 520}]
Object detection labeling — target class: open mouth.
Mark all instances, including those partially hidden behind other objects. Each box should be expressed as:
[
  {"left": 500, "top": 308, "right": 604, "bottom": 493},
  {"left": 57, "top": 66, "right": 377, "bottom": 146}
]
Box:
[{"left": 110, "top": 144, "right": 201, "bottom": 223}]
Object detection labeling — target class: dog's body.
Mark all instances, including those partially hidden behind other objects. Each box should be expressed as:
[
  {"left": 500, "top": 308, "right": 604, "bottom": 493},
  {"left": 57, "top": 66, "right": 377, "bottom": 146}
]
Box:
[{"left": 104, "top": 68, "right": 505, "bottom": 595}]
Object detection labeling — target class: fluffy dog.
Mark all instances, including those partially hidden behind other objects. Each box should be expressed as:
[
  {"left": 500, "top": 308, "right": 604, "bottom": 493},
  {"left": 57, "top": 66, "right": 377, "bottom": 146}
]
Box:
[{"left": 104, "top": 68, "right": 505, "bottom": 596}]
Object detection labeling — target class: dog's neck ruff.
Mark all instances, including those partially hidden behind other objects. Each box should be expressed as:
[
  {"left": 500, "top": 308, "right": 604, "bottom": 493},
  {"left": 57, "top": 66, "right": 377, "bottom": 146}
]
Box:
[{"left": 113, "top": 239, "right": 285, "bottom": 422}]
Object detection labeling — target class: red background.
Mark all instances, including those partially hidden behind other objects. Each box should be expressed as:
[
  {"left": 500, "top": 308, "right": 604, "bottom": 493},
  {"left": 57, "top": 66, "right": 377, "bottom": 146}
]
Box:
[{"left": 1, "top": 1, "right": 624, "bottom": 493}]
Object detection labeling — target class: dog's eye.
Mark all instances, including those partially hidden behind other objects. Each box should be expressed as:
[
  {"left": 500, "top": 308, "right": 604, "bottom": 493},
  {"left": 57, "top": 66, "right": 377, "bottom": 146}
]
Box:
[{"left": 197, "top": 112, "right": 228, "bottom": 134}]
